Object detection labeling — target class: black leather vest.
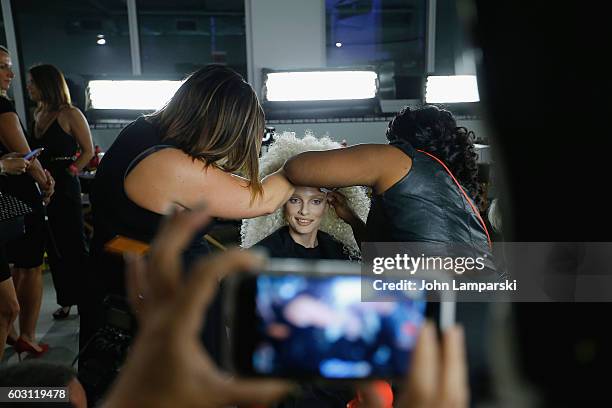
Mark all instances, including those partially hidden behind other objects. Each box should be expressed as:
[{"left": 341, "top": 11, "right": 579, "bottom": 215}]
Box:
[{"left": 365, "top": 140, "right": 491, "bottom": 255}]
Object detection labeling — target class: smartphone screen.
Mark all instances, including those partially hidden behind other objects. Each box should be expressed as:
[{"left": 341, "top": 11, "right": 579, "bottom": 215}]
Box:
[
  {"left": 23, "top": 148, "right": 44, "bottom": 160},
  {"left": 231, "top": 273, "right": 426, "bottom": 379}
]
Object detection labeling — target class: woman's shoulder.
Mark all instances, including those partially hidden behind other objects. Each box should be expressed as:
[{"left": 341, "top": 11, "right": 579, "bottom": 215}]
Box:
[
  {"left": 256, "top": 226, "right": 286, "bottom": 246},
  {"left": 254, "top": 227, "right": 288, "bottom": 255},
  {"left": 57, "top": 105, "right": 82, "bottom": 117},
  {"left": 56, "top": 105, "right": 86, "bottom": 127},
  {"left": 317, "top": 230, "right": 350, "bottom": 259},
  {"left": 317, "top": 230, "right": 344, "bottom": 247}
]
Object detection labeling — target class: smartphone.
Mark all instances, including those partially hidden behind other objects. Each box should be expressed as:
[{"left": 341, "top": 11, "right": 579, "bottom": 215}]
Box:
[
  {"left": 223, "top": 259, "right": 455, "bottom": 380},
  {"left": 23, "top": 147, "right": 44, "bottom": 160}
]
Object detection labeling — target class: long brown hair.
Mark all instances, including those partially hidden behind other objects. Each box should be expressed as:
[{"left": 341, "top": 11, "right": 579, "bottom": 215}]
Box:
[
  {"left": 28, "top": 64, "right": 72, "bottom": 112},
  {"left": 147, "top": 65, "right": 264, "bottom": 198}
]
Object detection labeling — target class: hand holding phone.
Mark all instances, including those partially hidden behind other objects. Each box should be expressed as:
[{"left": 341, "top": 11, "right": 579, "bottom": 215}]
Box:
[
  {"left": 106, "top": 209, "right": 467, "bottom": 408},
  {"left": 23, "top": 147, "right": 44, "bottom": 161},
  {"left": 103, "top": 208, "right": 293, "bottom": 408}
]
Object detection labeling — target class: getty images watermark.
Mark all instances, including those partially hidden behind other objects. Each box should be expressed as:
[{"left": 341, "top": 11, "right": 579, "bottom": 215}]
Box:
[
  {"left": 361, "top": 242, "right": 612, "bottom": 302},
  {"left": 370, "top": 252, "right": 516, "bottom": 293}
]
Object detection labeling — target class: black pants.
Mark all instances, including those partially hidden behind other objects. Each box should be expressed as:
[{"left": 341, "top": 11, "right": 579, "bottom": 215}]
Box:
[{"left": 46, "top": 170, "right": 88, "bottom": 307}]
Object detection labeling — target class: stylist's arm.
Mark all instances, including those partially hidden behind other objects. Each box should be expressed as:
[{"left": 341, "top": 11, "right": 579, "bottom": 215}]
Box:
[{"left": 101, "top": 207, "right": 295, "bottom": 408}]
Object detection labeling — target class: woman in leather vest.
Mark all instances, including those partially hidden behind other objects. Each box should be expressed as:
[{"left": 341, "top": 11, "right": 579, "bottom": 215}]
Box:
[{"left": 284, "top": 105, "right": 492, "bottom": 256}]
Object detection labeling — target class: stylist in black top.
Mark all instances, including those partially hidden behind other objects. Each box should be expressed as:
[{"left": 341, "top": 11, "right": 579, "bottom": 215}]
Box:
[
  {"left": 83, "top": 65, "right": 295, "bottom": 360},
  {"left": 27, "top": 64, "right": 94, "bottom": 320}
]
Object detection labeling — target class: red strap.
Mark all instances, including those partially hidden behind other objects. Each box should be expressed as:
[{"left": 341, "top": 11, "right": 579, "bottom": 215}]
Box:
[{"left": 415, "top": 149, "right": 492, "bottom": 248}]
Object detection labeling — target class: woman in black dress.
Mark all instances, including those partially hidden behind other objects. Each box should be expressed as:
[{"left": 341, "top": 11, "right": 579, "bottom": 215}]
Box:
[
  {"left": 0, "top": 45, "right": 54, "bottom": 358},
  {"left": 27, "top": 64, "right": 94, "bottom": 320}
]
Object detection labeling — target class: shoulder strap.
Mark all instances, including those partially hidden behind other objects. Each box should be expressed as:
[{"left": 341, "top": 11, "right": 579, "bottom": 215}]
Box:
[
  {"left": 416, "top": 149, "right": 492, "bottom": 248},
  {"left": 124, "top": 144, "right": 176, "bottom": 180}
]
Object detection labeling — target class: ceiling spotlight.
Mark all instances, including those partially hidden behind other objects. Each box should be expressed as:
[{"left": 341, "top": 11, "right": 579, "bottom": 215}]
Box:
[
  {"left": 96, "top": 38, "right": 107, "bottom": 45},
  {"left": 335, "top": 42, "right": 342, "bottom": 48},
  {"left": 97, "top": 34, "right": 105, "bottom": 38}
]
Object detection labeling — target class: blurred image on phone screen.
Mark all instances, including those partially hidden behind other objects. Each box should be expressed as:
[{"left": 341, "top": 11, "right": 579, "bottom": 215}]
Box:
[{"left": 250, "top": 275, "right": 426, "bottom": 379}]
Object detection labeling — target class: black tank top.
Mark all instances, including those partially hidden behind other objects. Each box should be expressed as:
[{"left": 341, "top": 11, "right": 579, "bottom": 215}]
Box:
[
  {"left": 0, "top": 97, "right": 42, "bottom": 212},
  {"left": 90, "top": 117, "right": 211, "bottom": 256},
  {"left": 30, "top": 118, "right": 78, "bottom": 171},
  {"left": 366, "top": 140, "right": 491, "bottom": 253}
]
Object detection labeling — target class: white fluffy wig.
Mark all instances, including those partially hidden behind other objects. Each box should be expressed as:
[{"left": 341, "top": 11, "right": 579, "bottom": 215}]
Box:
[{"left": 240, "top": 131, "right": 371, "bottom": 259}]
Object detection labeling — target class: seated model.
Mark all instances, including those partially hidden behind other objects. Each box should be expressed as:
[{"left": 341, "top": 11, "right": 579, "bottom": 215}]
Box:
[
  {"left": 241, "top": 132, "right": 370, "bottom": 260},
  {"left": 241, "top": 132, "right": 372, "bottom": 408}
]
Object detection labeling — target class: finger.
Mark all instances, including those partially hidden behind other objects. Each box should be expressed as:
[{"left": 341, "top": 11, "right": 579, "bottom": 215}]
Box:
[
  {"left": 147, "top": 206, "right": 211, "bottom": 301},
  {"left": 440, "top": 326, "right": 469, "bottom": 408},
  {"left": 174, "top": 248, "right": 265, "bottom": 336},
  {"left": 397, "top": 321, "right": 439, "bottom": 408},
  {"left": 220, "top": 378, "right": 295, "bottom": 406}
]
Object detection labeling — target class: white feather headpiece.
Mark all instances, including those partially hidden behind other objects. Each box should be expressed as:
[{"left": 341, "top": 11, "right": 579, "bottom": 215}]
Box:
[{"left": 240, "top": 131, "right": 370, "bottom": 258}]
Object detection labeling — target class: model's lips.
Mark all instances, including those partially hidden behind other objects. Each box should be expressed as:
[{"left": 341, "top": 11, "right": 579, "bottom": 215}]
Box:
[{"left": 295, "top": 217, "right": 313, "bottom": 226}]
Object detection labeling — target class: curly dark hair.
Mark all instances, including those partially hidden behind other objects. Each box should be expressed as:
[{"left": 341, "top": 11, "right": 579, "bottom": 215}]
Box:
[{"left": 386, "top": 105, "right": 483, "bottom": 208}]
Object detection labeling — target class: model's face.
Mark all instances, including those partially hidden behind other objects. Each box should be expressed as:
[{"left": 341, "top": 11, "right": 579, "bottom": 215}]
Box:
[
  {"left": 284, "top": 187, "right": 327, "bottom": 235},
  {"left": 0, "top": 52, "right": 14, "bottom": 92},
  {"left": 26, "top": 74, "right": 41, "bottom": 102}
]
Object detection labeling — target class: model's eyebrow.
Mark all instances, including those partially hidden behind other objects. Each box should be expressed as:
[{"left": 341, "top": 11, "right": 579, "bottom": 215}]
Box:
[{"left": 309, "top": 193, "right": 326, "bottom": 200}]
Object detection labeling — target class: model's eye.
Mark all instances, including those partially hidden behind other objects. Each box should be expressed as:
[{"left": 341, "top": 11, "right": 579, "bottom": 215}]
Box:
[
  {"left": 288, "top": 197, "right": 300, "bottom": 204},
  {"left": 311, "top": 199, "right": 322, "bottom": 205}
]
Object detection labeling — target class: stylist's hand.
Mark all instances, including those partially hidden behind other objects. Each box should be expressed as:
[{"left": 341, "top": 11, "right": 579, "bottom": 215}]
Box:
[
  {"left": 102, "top": 207, "right": 295, "bottom": 408},
  {"left": 356, "top": 322, "right": 468, "bottom": 408},
  {"left": 328, "top": 190, "right": 359, "bottom": 224}
]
